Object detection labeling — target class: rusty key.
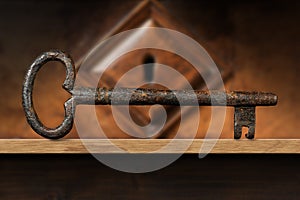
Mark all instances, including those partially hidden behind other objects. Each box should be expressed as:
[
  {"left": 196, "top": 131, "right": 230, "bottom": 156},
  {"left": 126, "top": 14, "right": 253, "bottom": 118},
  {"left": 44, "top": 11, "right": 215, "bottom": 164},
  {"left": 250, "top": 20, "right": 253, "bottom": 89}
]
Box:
[{"left": 22, "top": 50, "right": 277, "bottom": 139}]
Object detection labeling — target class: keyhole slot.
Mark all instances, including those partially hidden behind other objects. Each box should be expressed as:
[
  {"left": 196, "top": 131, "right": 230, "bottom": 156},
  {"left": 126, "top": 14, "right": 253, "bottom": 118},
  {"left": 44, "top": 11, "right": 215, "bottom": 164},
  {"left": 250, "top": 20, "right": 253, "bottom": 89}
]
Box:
[{"left": 143, "top": 54, "right": 155, "bottom": 82}]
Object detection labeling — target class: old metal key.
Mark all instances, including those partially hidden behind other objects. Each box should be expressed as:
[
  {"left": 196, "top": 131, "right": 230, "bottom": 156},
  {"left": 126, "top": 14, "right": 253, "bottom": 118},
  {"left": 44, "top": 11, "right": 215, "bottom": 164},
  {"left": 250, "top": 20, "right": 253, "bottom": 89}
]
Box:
[{"left": 22, "top": 50, "right": 277, "bottom": 139}]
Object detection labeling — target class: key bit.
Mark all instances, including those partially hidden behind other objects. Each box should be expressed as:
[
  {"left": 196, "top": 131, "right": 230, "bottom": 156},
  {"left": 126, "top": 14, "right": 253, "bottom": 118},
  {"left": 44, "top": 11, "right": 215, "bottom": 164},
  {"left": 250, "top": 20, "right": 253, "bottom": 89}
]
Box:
[
  {"left": 22, "top": 51, "right": 278, "bottom": 139},
  {"left": 234, "top": 106, "right": 255, "bottom": 139}
]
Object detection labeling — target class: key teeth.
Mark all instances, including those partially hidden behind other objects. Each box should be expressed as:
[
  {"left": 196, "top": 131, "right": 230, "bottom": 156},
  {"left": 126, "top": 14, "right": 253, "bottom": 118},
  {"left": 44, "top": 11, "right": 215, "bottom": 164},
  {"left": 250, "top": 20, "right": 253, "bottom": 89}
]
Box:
[
  {"left": 234, "top": 106, "right": 256, "bottom": 139},
  {"left": 234, "top": 125, "right": 242, "bottom": 139},
  {"left": 246, "top": 133, "right": 255, "bottom": 139},
  {"left": 245, "top": 126, "right": 255, "bottom": 139}
]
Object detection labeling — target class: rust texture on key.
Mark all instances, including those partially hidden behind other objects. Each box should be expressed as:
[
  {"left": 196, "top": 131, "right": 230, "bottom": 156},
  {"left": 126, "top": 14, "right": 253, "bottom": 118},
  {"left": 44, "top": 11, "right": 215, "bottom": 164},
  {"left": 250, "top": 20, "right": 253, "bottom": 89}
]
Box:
[
  {"left": 22, "top": 50, "right": 75, "bottom": 139},
  {"left": 73, "top": 87, "right": 277, "bottom": 106},
  {"left": 22, "top": 51, "right": 278, "bottom": 139}
]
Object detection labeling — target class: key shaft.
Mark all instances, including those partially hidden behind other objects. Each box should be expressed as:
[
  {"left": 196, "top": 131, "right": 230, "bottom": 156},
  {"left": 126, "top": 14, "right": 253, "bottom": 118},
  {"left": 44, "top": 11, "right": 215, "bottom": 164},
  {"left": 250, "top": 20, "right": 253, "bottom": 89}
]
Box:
[{"left": 72, "top": 87, "right": 277, "bottom": 106}]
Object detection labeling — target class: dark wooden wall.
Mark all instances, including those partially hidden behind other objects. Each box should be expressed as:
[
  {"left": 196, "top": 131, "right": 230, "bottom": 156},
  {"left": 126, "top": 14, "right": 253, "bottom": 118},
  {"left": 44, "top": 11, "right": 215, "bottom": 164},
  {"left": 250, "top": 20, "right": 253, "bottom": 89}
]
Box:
[{"left": 0, "top": 154, "right": 299, "bottom": 199}]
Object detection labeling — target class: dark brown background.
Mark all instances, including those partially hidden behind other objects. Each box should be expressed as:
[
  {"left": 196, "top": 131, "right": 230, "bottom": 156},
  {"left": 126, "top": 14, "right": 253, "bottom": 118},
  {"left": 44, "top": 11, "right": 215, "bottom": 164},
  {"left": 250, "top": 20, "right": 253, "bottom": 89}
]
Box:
[
  {"left": 0, "top": 154, "right": 299, "bottom": 199},
  {"left": 0, "top": 0, "right": 299, "bottom": 139}
]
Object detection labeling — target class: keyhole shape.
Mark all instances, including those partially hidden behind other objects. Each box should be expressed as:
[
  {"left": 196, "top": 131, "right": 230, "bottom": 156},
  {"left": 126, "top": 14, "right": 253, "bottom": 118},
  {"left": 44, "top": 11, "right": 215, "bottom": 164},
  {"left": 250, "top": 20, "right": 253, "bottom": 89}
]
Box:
[{"left": 143, "top": 54, "right": 155, "bottom": 82}]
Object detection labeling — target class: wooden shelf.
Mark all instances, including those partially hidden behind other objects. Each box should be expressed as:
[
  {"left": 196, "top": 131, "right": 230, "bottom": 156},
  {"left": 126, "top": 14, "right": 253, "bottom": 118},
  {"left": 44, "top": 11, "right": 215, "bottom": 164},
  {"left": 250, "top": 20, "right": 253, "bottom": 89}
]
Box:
[{"left": 0, "top": 139, "right": 299, "bottom": 154}]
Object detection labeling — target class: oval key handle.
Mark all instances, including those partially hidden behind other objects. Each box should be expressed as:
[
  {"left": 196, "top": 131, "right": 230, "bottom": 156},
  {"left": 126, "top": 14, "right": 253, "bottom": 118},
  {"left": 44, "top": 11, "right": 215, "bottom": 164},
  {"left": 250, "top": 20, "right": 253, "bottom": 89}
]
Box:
[{"left": 22, "top": 50, "right": 75, "bottom": 139}]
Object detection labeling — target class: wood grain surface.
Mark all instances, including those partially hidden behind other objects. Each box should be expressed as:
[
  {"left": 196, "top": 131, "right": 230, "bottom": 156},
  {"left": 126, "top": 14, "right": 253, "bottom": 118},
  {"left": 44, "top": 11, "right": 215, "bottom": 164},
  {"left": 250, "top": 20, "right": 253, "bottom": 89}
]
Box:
[{"left": 0, "top": 139, "right": 299, "bottom": 154}]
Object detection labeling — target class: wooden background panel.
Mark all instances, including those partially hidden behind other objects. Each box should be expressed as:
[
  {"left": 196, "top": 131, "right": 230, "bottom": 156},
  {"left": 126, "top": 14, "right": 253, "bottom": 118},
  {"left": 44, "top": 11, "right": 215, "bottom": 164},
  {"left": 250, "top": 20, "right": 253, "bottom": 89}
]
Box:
[{"left": 0, "top": 0, "right": 298, "bottom": 138}]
